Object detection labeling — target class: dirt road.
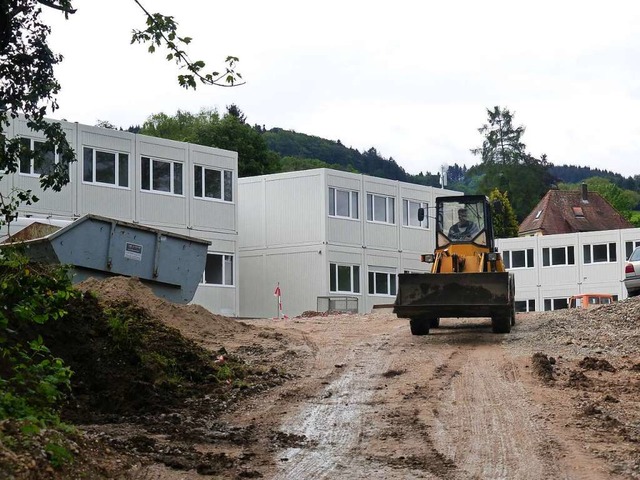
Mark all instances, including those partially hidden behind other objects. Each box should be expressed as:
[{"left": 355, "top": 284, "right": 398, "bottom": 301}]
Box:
[{"left": 131, "top": 308, "right": 639, "bottom": 479}]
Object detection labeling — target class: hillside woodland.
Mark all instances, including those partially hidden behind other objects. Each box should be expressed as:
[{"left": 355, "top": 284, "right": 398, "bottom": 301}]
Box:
[{"left": 134, "top": 107, "right": 640, "bottom": 226}]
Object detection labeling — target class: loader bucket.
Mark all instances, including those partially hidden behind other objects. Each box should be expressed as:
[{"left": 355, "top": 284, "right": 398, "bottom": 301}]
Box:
[{"left": 393, "top": 272, "right": 512, "bottom": 319}]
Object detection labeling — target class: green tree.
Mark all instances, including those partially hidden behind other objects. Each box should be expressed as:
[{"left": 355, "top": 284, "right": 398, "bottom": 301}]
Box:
[
  {"left": 470, "top": 107, "right": 555, "bottom": 221},
  {"left": 140, "top": 108, "right": 279, "bottom": 177},
  {"left": 1, "top": 0, "right": 242, "bottom": 227},
  {"left": 471, "top": 106, "right": 527, "bottom": 164},
  {"left": 488, "top": 189, "right": 519, "bottom": 238}
]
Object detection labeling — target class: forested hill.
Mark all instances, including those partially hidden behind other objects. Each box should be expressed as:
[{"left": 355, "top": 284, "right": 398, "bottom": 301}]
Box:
[
  {"left": 261, "top": 128, "right": 441, "bottom": 186},
  {"left": 550, "top": 164, "right": 638, "bottom": 190},
  {"left": 262, "top": 128, "right": 638, "bottom": 191}
]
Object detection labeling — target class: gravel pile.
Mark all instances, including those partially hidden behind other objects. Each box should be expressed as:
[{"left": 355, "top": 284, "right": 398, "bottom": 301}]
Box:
[{"left": 508, "top": 295, "right": 640, "bottom": 358}]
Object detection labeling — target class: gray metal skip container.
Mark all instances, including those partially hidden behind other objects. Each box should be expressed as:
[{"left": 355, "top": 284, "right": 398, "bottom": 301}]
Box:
[{"left": 6, "top": 214, "right": 211, "bottom": 304}]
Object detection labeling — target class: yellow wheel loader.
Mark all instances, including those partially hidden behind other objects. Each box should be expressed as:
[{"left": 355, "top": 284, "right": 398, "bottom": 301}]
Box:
[{"left": 393, "top": 195, "right": 515, "bottom": 335}]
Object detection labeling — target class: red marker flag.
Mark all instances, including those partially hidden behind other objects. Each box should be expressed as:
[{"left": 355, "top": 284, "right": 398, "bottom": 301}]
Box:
[{"left": 274, "top": 284, "right": 281, "bottom": 297}]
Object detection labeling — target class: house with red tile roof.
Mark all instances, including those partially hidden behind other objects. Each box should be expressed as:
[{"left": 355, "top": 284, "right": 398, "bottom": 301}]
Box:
[{"left": 518, "top": 183, "right": 633, "bottom": 236}]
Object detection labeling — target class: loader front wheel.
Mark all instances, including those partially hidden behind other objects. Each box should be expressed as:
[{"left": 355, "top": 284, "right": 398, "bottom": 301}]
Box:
[
  {"left": 509, "top": 301, "right": 517, "bottom": 326},
  {"left": 491, "top": 313, "right": 511, "bottom": 334},
  {"left": 409, "top": 318, "right": 430, "bottom": 335}
]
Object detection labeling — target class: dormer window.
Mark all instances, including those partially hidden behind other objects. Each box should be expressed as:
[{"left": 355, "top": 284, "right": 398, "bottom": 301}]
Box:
[
  {"left": 572, "top": 206, "right": 585, "bottom": 218},
  {"left": 534, "top": 209, "right": 543, "bottom": 220}
]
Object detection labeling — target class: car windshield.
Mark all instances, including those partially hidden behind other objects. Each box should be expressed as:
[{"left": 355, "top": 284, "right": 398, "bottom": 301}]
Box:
[{"left": 630, "top": 247, "right": 640, "bottom": 262}]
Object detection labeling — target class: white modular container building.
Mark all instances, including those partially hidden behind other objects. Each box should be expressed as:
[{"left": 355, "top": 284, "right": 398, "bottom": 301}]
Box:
[
  {"left": 1, "top": 117, "right": 239, "bottom": 316},
  {"left": 496, "top": 228, "right": 640, "bottom": 312},
  {"left": 238, "top": 168, "right": 461, "bottom": 318}
]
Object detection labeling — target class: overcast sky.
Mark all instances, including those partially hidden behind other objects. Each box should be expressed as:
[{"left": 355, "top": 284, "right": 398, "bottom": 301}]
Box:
[{"left": 42, "top": 0, "right": 640, "bottom": 178}]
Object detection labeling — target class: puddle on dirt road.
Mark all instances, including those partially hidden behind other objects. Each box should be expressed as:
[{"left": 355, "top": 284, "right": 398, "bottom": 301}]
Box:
[{"left": 272, "top": 337, "right": 429, "bottom": 480}]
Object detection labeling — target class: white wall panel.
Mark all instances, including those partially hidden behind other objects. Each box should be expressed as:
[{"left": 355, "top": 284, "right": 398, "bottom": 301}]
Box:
[
  {"left": 265, "top": 174, "right": 323, "bottom": 246},
  {"left": 81, "top": 128, "right": 133, "bottom": 153},
  {"left": 238, "top": 249, "right": 324, "bottom": 318},
  {"left": 328, "top": 217, "right": 362, "bottom": 245},
  {"left": 137, "top": 136, "right": 187, "bottom": 162},
  {"left": 363, "top": 176, "right": 398, "bottom": 196},
  {"left": 400, "top": 227, "right": 431, "bottom": 255},
  {"left": 238, "top": 179, "right": 266, "bottom": 249},
  {"left": 138, "top": 192, "right": 187, "bottom": 228},
  {"left": 191, "top": 201, "right": 235, "bottom": 233},
  {"left": 78, "top": 185, "right": 134, "bottom": 220},
  {"left": 365, "top": 222, "right": 398, "bottom": 249},
  {"left": 326, "top": 170, "right": 361, "bottom": 190},
  {"left": 238, "top": 254, "right": 266, "bottom": 318},
  {"left": 191, "top": 285, "right": 237, "bottom": 317}
]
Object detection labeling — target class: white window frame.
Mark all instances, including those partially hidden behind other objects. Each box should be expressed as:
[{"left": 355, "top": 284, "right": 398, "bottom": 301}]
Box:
[
  {"left": 503, "top": 249, "right": 534, "bottom": 269},
  {"left": 194, "top": 165, "right": 233, "bottom": 202},
  {"left": 201, "top": 253, "right": 234, "bottom": 286},
  {"left": 544, "top": 297, "right": 568, "bottom": 311},
  {"left": 366, "top": 193, "right": 395, "bottom": 224},
  {"left": 368, "top": 270, "right": 397, "bottom": 296},
  {"left": 515, "top": 299, "right": 536, "bottom": 312},
  {"left": 626, "top": 240, "right": 640, "bottom": 260},
  {"left": 329, "top": 263, "right": 360, "bottom": 294},
  {"left": 542, "top": 246, "right": 575, "bottom": 267},
  {"left": 583, "top": 242, "right": 617, "bottom": 264},
  {"left": 402, "top": 199, "right": 428, "bottom": 228},
  {"left": 328, "top": 187, "right": 359, "bottom": 219},
  {"left": 18, "top": 137, "right": 59, "bottom": 176},
  {"left": 141, "top": 156, "right": 184, "bottom": 196},
  {"left": 82, "top": 146, "right": 129, "bottom": 188}
]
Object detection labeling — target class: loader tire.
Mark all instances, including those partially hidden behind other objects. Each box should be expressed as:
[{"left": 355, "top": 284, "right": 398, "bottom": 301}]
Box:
[
  {"left": 491, "top": 313, "right": 511, "bottom": 334},
  {"left": 509, "top": 301, "right": 516, "bottom": 326},
  {"left": 509, "top": 274, "right": 516, "bottom": 326},
  {"left": 429, "top": 318, "right": 440, "bottom": 328},
  {"left": 410, "top": 318, "right": 430, "bottom": 335}
]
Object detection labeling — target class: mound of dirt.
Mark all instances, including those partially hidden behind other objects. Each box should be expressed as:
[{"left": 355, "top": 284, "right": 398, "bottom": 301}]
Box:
[
  {"left": 512, "top": 295, "right": 640, "bottom": 357},
  {"left": 579, "top": 356, "right": 616, "bottom": 372},
  {"left": 531, "top": 352, "right": 555, "bottom": 381},
  {"left": 1, "top": 276, "right": 296, "bottom": 479}
]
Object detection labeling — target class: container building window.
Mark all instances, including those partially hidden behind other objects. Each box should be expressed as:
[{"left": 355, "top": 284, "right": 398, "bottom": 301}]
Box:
[
  {"left": 330, "top": 263, "right": 360, "bottom": 294},
  {"left": 368, "top": 271, "right": 397, "bottom": 296},
  {"left": 583, "top": 243, "right": 616, "bottom": 264},
  {"left": 141, "top": 156, "right": 183, "bottom": 195},
  {"left": 625, "top": 241, "right": 640, "bottom": 260},
  {"left": 194, "top": 166, "right": 232, "bottom": 202},
  {"left": 543, "top": 298, "right": 569, "bottom": 311},
  {"left": 329, "top": 188, "right": 358, "bottom": 219},
  {"left": 202, "top": 253, "right": 234, "bottom": 286},
  {"left": 503, "top": 249, "right": 534, "bottom": 269},
  {"left": 83, "top": 147, "right": 129, "bottom": 187},
  {"left": 515, "top": 299, "right": 536, "bottom": 312},
  {"left": 366, "top": 194, "right": 395, "bottom": 224},
  {"left": 19, "top": 137, "right": 61, "bottom": 176},
  {"left": 402, "top": 200, "right": 428, "bottom": 228},
  {"left": 542, "top": 246, "right": 575, "bottom": 267}
]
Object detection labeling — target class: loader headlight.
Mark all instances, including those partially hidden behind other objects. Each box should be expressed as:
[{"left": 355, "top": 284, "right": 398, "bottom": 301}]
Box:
[
  {"left": 487, "top": 252, "right": 498, "bottom": 261},
  {"left": 421, "top": 253, "right": 435, "bottom": 263}
]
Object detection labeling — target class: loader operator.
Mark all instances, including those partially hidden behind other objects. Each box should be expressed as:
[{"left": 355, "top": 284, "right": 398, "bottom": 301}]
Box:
[{"left": 448, "top": 208, "right": 479, "bottom": 241}]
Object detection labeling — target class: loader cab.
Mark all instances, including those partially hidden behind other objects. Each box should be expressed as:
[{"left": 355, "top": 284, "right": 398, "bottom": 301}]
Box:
[{"left": 434, "top": 195, "right": 494, "bottom": 250}]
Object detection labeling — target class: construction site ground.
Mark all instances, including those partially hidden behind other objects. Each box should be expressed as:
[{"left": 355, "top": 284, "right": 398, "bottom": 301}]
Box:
[{"left": 2, "top": 277, "right": 639, "bottom": 479}]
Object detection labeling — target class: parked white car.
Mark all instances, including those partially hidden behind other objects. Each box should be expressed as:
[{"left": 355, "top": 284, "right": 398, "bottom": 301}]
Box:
[{"left": 624, "top": 246, "right": 640, "bottom": 297}]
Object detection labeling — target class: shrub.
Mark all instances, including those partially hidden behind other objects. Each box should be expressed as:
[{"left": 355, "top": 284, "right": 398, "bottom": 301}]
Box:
[{"left": 0, "top": 248, "right": 79, "bottom": 427}]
